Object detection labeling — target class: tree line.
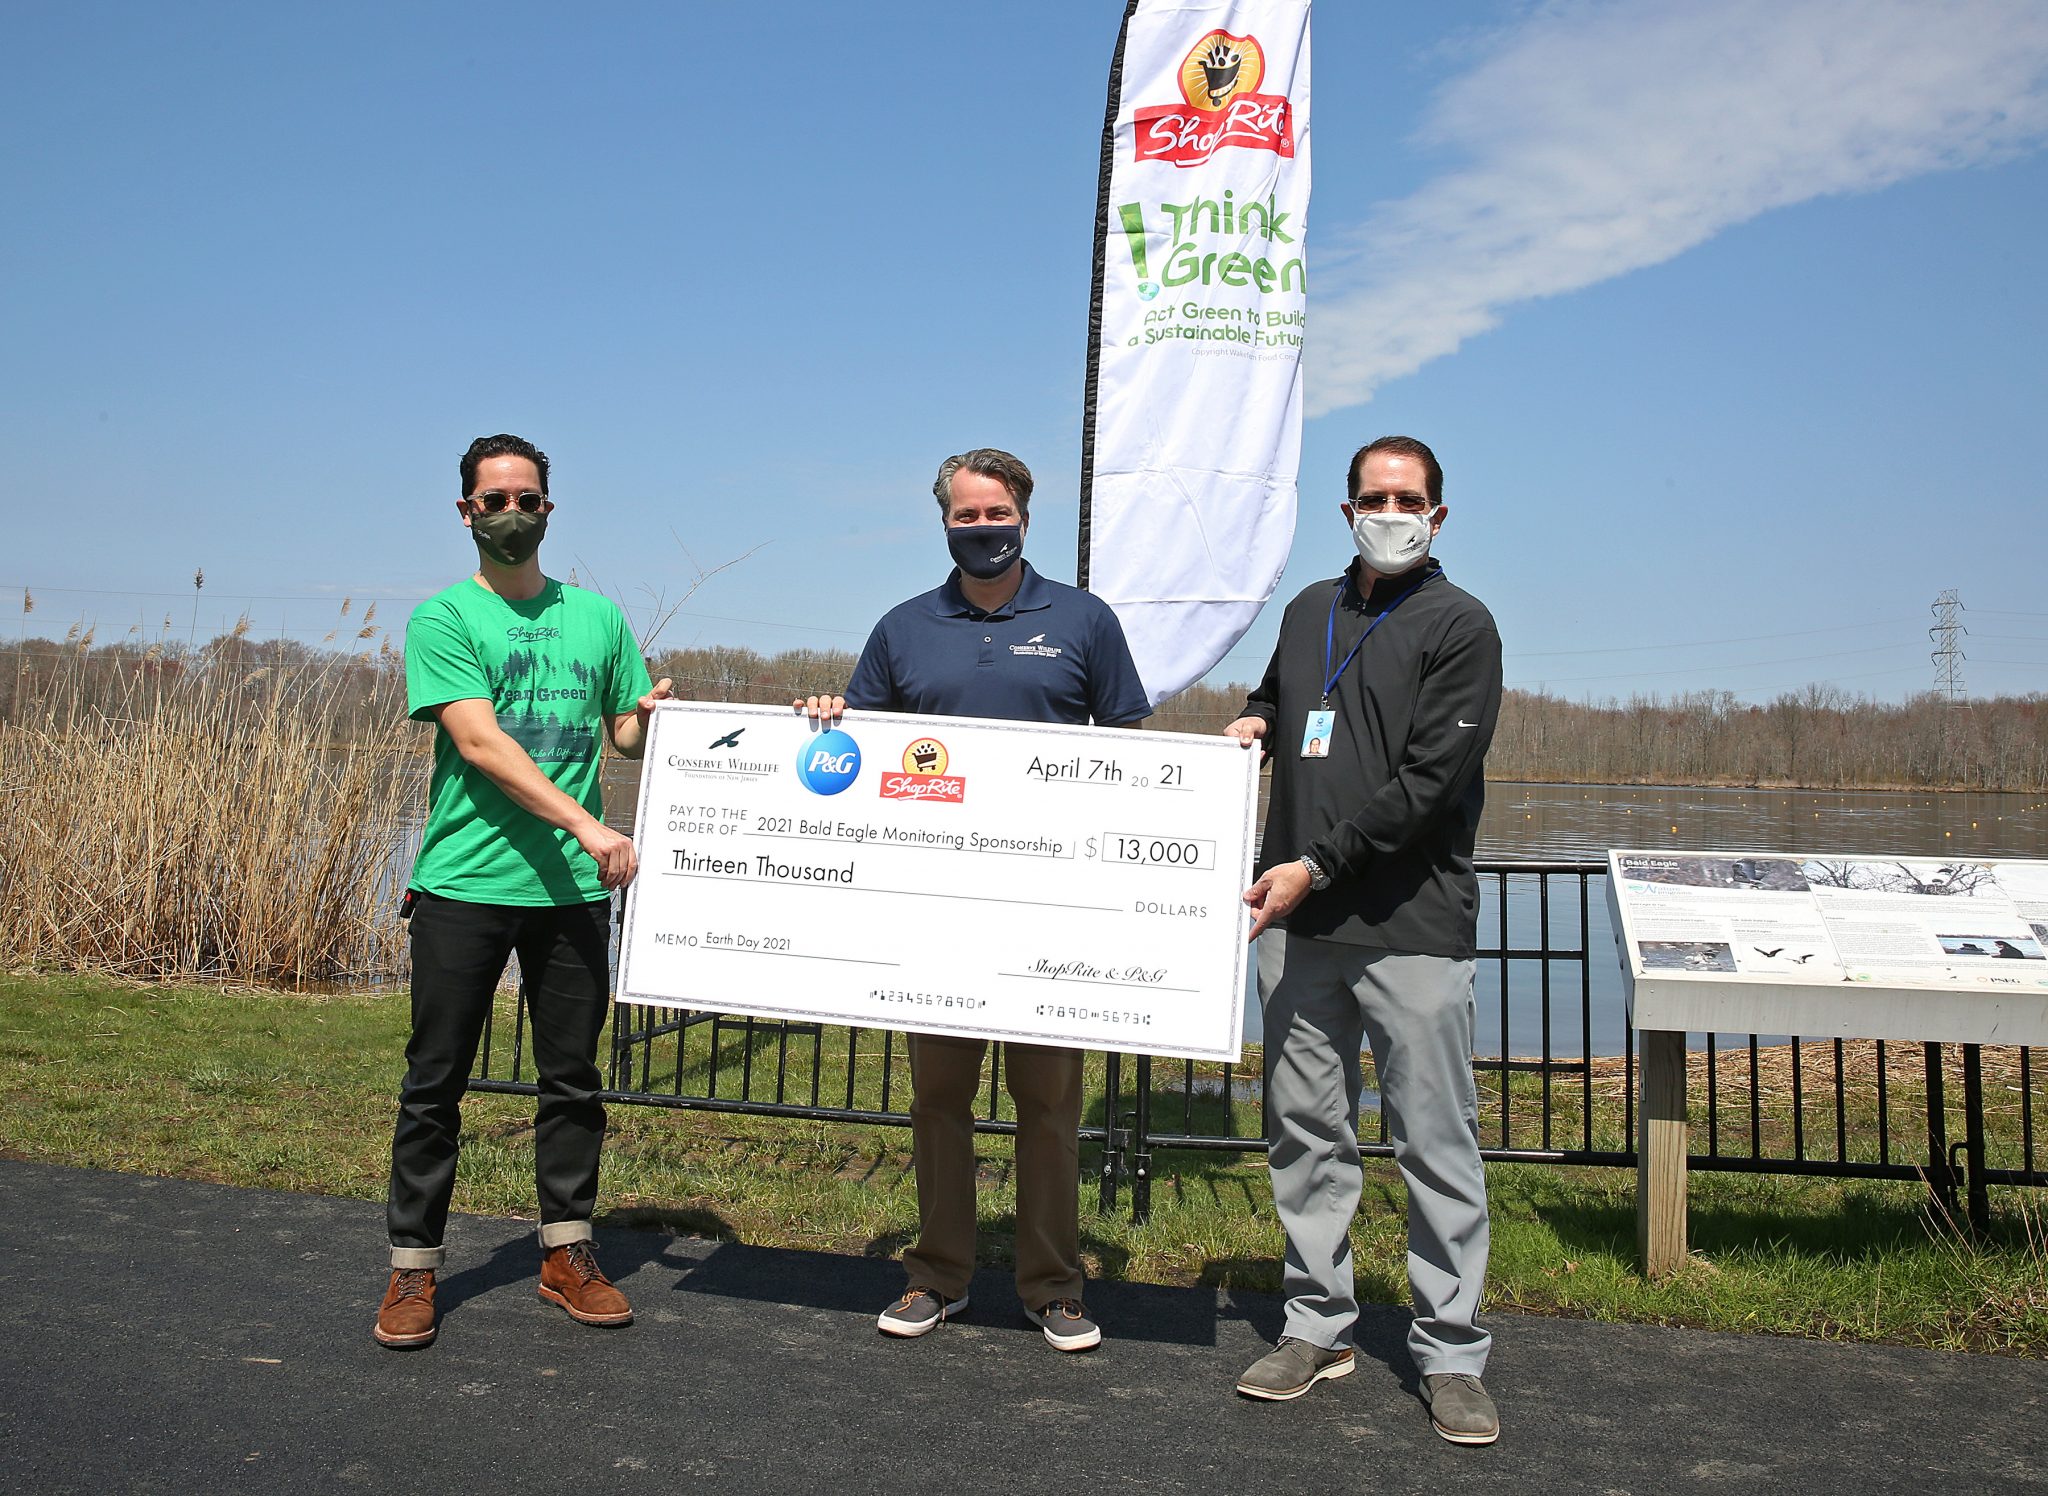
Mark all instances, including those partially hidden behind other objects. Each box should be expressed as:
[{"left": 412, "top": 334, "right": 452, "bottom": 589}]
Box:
[{"left": 7, "top": 634, "right": 2045, "bottom": 791}]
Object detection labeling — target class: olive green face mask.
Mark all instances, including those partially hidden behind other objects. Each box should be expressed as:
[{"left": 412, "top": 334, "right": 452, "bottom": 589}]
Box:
[{"left": 471, "top": 508, "right": 548, "bottom": 567}]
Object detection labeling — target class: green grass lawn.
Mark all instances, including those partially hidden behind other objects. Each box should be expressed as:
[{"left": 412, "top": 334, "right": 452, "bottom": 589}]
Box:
[{"left": 3, "top": 972, "right": 2042, "bottom": 1356}]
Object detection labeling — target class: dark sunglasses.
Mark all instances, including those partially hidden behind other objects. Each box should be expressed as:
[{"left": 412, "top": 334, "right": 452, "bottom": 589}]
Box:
[{"left": 469, "top": 489, "right": 548, "bottom": 514}]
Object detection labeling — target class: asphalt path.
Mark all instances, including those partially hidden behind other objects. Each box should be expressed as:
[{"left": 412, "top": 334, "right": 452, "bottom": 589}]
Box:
[{"left": 2, "top": 1160, "right": 2042, "bottom": 1495}]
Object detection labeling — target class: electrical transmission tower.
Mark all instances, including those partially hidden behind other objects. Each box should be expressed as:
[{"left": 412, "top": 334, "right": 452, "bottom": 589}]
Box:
[{"left": 1930, "top": 590, "right": 1966, "bottom": 704}]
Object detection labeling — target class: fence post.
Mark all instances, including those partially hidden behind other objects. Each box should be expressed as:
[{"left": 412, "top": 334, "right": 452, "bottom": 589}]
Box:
[
  {"left": 608, "top": 895, "right": 628, "bottom": 1091},
  {"left": 1636, "top": 1027, "right": 1689, "bottom": 1277},
  {"left": 1132, "top": 1054, "right": 1153, "bottom": 1224},
  {"left": 1963, "top": 1043, "right": 1988, "bottom": 1232},
  {"left": 509, "top": 976, "right": 530, "bottom": 1082},
  {"left": 1098, "top": 1051, "right": 1124, "bottom": 1213},
  {"left": 1923, "top": 1042, "right": 1958, "bottom": 1222}
]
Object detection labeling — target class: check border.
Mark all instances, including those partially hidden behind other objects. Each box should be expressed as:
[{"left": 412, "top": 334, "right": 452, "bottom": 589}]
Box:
[{"left": 615, "top": 701, "right": 1256, "bottom": 1061}]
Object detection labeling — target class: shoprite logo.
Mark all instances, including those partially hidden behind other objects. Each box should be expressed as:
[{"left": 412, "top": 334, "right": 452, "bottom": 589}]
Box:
[
  {"left": 882, "top": 736, "right": 965, "bottom": 803},
  {"left": 1135, "top": 31, "right": 1292, "bottom": 167},
  {"left": 796, "top": 729, "right": 862, "bottom": 796},
  {"left": 1183, "top": 32, "right": 1261, "bottom": 107},
  {"left": 903, "top": 738, "right": 948, "bottom": 775}
]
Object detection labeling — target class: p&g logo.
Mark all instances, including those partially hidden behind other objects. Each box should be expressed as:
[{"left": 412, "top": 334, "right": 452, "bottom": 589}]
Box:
[{"left": 797, "top": 729, "right": 862, "bottom": 796}]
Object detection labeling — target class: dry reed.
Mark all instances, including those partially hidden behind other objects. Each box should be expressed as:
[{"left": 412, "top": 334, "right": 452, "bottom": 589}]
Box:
[
  {"left": 1566, "top": 1038, "right": 2038, "bottom": 1135},
  {"left": 0, "top": 621, "right": 424, "bottom": 985}
]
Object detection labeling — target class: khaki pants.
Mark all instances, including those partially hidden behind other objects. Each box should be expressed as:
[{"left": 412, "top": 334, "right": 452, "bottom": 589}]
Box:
[{"left": 899, "top": 1034, "right": 1085, "bottom": 1310}]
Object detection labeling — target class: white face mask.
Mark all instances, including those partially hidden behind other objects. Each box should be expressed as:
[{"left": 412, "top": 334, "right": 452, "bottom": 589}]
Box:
[{"left": 1351, "top": 508, "right": 1438, "bottom": 575}]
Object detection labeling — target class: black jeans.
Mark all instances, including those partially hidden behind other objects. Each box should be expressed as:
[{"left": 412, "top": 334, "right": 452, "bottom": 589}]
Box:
[{"left": 386, "top": 891, "right": 613, "bottom": 1254}]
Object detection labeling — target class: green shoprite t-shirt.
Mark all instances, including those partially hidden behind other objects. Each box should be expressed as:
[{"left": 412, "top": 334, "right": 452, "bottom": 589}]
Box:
[{"left": 405, "top": 577, "right": 653, "bottom": 906}]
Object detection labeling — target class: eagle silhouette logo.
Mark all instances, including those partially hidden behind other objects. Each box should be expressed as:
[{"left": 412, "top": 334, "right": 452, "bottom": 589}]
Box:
[{"left": 708, "top": 728, "right": 744, "bottom": 749}]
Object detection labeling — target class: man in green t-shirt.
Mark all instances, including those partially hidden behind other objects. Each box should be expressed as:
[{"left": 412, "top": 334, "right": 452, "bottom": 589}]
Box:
[{"left": 375, "top": 433, "right": 671, "bottom": 1350}]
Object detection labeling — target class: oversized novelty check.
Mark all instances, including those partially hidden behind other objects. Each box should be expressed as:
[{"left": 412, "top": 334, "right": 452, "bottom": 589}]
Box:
[{"left": 616, "top": 700, "right": 1258, "bottom": 1060}]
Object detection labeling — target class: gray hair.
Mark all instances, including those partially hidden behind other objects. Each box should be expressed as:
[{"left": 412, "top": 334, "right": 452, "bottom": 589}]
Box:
[{"left": 932, "top": 448, "right": 1034, "bottom": 519}]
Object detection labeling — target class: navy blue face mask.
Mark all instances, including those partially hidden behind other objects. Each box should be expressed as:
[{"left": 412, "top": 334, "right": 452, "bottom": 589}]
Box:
[{"left": 946, "top": 523, "right": 1024, "bottom": 580}]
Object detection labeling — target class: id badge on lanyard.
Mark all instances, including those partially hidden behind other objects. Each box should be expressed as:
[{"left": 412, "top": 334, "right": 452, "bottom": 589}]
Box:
[
  {"left": 1308, "top": 576, "right": 1423, "bottom": 758},
  {"left": 1299, "top": 710, "right": 1334, "bottom": 758}
]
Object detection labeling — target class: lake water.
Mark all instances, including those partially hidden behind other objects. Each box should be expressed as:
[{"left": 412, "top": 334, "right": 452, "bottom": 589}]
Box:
[
  {"left": 1469, "top": 783, "right": 2048, "bottom": 1056},
  {"left": 593, "top": 770, "right": 2048, "bottom": 1057},
  {"left": 1474, "top": 782, "right": 2048, "bottom": 863},
  {"left": 604, "top": 769, "right": 2048, "bottom": 863}
]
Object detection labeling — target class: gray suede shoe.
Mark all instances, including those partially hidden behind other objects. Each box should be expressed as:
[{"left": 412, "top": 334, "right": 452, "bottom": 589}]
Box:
[
  {"left": 1030, "top": 1298, "right": 1102, "bottom": 1352},
  {"left": 1235, "top": 1336, "right": 1355, "bottom": 1400},
  {"left": 877, "top": 1286, "right": 967, "bottom": 1337},
  {"left": 1422, "top": 1373, "right": 1500, "bottom": 1445}
]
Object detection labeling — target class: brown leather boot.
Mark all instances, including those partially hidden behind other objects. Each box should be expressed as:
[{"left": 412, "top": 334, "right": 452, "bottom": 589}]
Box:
[
  {"left": 373, "top": 1268, "right": 438, "bottom": 1348},
  {"left": 538, "top": 1241, "right": 633, "bottom": 1326}
]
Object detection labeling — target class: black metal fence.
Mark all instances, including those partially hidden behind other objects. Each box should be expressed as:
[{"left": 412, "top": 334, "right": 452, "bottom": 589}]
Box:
[{"left": 468, "top": 861, "right": 2048, "bottom": 1225}]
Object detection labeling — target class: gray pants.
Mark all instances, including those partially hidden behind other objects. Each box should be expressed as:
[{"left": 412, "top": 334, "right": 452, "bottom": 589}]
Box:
[{"left": 1259, "top": 931, "right": 1491, "bottom": 1376}]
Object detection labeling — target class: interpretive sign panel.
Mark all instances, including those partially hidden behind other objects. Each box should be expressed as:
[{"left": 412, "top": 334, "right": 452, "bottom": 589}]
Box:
[
  {"left": 617, "top": 702, "right": 1259, "bottom": 1060},
  {"left": 1606, "top": 849, "right": 2048, "bottom": 1043}
]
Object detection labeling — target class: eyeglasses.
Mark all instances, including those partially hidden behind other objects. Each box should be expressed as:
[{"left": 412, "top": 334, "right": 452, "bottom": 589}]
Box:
[
  {"left": 468, "top": 489, "right": 548, "bottom": 514},
  {"left": 1350, "top": 493, "right": 1433, "bottom": 515}
]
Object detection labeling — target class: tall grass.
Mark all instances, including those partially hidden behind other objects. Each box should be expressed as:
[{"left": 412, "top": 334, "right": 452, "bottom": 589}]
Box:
[{"left": 0, "top": 613, "right": 423, "bottom": 984}]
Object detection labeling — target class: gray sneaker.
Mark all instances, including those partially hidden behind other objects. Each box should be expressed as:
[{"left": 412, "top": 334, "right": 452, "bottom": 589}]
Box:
[
  {"left": 876, "top": 1286, "right": 968, "bottom": 1338},
  {"left": 1236, "top": 1336, "right": 1356, "bottom": 1400},
  {"left": 1030, "top": 1298, "right": 1102, "bottom": 1351},
  {"left": 1422, "top": 1373, "right": 1500, "bottom": 1445}
]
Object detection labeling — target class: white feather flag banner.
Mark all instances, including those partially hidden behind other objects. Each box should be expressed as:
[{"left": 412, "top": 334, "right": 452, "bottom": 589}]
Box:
[{"left": 1080, "top": 0, "right": 1311, "bottom": 707}]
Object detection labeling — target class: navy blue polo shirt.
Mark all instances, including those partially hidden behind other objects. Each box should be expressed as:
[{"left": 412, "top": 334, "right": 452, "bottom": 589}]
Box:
[{"left": 845, "top": 561, "right": 1150, "bottom": 727}]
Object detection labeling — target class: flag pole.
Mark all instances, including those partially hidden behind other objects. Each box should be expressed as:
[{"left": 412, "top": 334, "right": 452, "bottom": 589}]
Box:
[{"left": 1077, "top": 0, "right": 1142, "bottom": 593}]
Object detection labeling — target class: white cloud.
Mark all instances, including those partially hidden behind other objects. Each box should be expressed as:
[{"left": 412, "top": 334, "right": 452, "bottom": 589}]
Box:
[{"left": 1307, "top": 0, "right": 2048, "bottom": 417}]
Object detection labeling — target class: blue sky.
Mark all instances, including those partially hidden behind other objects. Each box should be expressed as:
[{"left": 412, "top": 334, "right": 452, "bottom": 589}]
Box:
[{"left": 6, "top": 1, "right": 2046, "bottom": 704}]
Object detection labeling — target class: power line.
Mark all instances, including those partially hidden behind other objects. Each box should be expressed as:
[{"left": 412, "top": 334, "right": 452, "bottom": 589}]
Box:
[
  {"left": 1500, "top": 618, "right": 1914, "bottom": 660},
  {"left": 6, "top": 579, "right": 2034, "bottom": 695},
  {"left": 1502, "top": 664, "right": 1931, "bottom": 701},
  {"left": 1508, "top": 641, "right": 1914, "bottom": 687},
  {"left": 1, "top": 582, "right": 433, "bottom": 604},
  {"left": 1, "top": 581, "right": 871, "bottom": 642},
  {"left": 1207, "top": 615, "right": 1921, "bottom": 669}
]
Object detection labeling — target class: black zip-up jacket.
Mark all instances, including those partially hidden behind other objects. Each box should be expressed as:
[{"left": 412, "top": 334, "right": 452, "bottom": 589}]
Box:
[{"left": 1242, "top": 558, "right": 1501, "bottom": 959}]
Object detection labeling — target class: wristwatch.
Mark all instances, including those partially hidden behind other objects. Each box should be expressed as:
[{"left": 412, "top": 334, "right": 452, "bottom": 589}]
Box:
[{"left": 1298, "top": 853, "right": 1332, "bottom": 891}]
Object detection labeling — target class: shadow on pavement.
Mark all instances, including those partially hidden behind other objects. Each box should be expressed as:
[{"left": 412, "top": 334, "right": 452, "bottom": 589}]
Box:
[
  {"left": 7, "top": 1161, "right": 2046, "bottom": 1496},
  {"left": 671, "top": 1237, "right": 908, "bottom": 1315},
  {"left": 663, "top": 1234, "right": 1260, "bottom": 1349},
  {"left": 432, "top": 1232, "right": 541, "bottom": 1316}
]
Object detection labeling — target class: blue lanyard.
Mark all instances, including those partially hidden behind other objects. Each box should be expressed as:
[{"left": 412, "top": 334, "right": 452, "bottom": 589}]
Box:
[{"left": 1323, "top": 574, "right": 1423, "bottom": 707}]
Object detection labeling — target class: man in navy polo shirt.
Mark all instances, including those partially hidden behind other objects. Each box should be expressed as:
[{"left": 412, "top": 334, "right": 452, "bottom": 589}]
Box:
[{"left": 797, "top": 447, "right": 1148, "bottom": 1351}]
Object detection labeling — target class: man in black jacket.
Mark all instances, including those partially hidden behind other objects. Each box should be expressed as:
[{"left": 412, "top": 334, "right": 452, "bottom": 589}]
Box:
[{"left": 1225, "top": 435, "right": 1503, "bottom": 1446}]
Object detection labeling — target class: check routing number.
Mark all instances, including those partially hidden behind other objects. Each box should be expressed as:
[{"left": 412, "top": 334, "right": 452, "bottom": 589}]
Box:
[{"left": 616, "top": 701, "right": 1259, "bottom": 1060}]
